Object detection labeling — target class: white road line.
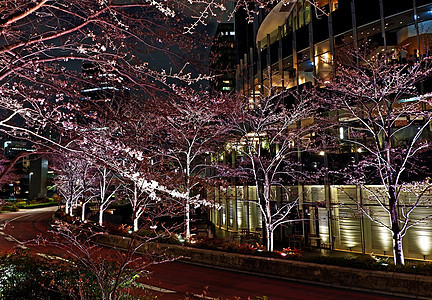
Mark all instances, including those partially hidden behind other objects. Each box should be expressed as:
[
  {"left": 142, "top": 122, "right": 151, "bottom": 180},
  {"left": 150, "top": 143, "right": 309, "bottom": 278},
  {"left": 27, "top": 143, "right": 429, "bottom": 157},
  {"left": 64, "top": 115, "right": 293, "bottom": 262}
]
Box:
[
  {"left": 134, "top": 282, "right": 177, "bottom": 294},
  {"left": 134, "top": 282, "right": 218, "bottom": 299},
  {"left": 192, "top": 294, "right": 218, "bottom": 300},
  {"left": 0, "top": 213, "right": 31, "bottom": 245},
  {"left": 36, "top": 253, "right": 70, "bottom": 262}
]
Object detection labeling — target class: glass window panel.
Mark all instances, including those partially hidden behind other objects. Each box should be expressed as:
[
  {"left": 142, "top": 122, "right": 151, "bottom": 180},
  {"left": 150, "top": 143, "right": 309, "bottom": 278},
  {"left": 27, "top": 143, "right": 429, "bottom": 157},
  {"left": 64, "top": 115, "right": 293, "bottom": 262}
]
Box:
[
  {"left": 407, "top": 207, "right": 432, "bottom": 257},
  {"left": 318, "top": 207, "right": 330, "bottom": 244},
  {"left": 369, "top": 207, "right": 392, "bottom": 252},
  {"left": 305, "top": 3, "right": 311, "bottom": 24},
  {"left": 337, "top": 207, "right": 362, "bottom": 251}
]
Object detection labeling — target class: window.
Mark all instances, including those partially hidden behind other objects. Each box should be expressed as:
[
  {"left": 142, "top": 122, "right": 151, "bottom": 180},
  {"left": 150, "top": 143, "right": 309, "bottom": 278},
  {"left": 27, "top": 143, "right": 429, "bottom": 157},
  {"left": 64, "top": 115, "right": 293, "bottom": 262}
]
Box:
[{"left": 331, "top": 0, "right": 338, "bottom": 12}]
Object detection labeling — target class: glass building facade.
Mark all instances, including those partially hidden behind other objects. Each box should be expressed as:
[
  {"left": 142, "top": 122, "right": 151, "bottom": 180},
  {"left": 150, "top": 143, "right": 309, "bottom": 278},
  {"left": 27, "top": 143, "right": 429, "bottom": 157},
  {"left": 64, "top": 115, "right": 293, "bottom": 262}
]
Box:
[{"left": 209, "top": 0, "right": 432, "bottom": 260}]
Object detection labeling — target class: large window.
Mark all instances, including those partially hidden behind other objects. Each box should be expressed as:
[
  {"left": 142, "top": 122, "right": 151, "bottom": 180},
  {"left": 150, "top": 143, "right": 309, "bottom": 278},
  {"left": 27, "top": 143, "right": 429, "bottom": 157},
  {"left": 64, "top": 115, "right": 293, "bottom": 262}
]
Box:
[{"left": 316, "top": 0, "right": 338, "bottom": 12}]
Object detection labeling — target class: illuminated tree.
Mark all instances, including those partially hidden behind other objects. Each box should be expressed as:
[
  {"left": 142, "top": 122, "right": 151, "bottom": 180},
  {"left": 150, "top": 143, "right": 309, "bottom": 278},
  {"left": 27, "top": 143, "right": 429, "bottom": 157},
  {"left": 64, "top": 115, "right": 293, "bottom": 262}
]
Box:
[
  {"left": 324, "top": 45, "right": 432, "bottom": 265},
  {"left": 33, "top": 220, "right": 174, "bottom": 300},
  {"left": 0, "top": 0, "right": 209, "bottom": 152},
  {"left": 122, "top": 177, "right": 155, "bottom": 233},
  {"left": 225, "top": 92, "right": 316, "bottom": 252},
  {"left": 54, "top": 152, "right": 88, "bottom": 216},
  {"left": 147, "top": 88, "right": 234, "bottom": 240}
]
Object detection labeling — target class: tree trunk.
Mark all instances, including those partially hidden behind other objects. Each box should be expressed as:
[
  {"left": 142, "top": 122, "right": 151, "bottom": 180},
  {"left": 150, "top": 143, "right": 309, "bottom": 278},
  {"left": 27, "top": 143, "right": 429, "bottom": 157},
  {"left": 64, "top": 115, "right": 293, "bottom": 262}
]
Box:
[
  {"left": 392, "top": 230, "right": 404, "bottom": 265},
  {"left": 68, "top": 200, "right": 74, "bottom": 216},
  {"left": 266, "top": 227, "right": 274, "bottom": 252},
  {"left": 134, "top": 216, "right": 139, "bottom": 232},
  {"left": 81, "top": 202, "right": 86, "bottom": 222},
  {"left": 185, "top": 198, "right": 191, "bottom": 240},
  {"left": 389, "top": 186, "right": 404, "bottom": 265},
  {"left": 65, "top": 201, "right": 70, "bottom": 215},
  {"left": 263, "top": 173, "right": 272, "bottom": 251},
  {"left": 99, "top": 209, "right": 103, "bottom": 226},
  {"left": 185, "top": 155, "right": 191, "bottom": 241}
]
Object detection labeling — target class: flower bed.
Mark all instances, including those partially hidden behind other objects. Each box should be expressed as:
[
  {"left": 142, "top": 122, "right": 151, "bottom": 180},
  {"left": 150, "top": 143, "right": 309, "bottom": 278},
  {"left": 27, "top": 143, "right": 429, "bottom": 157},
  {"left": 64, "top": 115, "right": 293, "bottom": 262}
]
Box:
[{"left": 187, "top": 236, "right": 303, "bottom": 259}]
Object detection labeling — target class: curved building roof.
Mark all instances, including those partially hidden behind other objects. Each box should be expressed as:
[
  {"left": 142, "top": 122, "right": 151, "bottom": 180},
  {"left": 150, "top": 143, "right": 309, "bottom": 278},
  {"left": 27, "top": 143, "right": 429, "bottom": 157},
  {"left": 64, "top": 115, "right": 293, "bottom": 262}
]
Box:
[{"left": 256, "top": 0, "right": 297, "bottom": 45}]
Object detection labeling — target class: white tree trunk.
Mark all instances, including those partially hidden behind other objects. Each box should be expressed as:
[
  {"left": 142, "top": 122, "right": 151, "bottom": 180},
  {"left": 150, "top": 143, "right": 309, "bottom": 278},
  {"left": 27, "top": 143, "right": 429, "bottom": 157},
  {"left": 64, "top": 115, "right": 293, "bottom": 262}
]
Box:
[
  {"left": 266, "top": 227, "right": 274, "bottom": 252},
  {"left": 69, "top": 203, "right": 74, "bottom": 217},
  {"left": 133, "top": 217, "right": 139, "bottom": 232},
  {"left": 65, "top": 201, "right": 70, "bottom": 215},
  {"left": 81, "top": 202, "right": 86, "bottom": 222},
  {"left": 185, "top": 155, "right": 192, "bottom": 241},
  {"left": 99, "top": 209, "right": 104, "bottom": 226},
  {"left": 185, "top": 198, "right": 191, "bottom": 240},
  {"left": 392, "top": 232, "right": 405, "bottom": 265}
]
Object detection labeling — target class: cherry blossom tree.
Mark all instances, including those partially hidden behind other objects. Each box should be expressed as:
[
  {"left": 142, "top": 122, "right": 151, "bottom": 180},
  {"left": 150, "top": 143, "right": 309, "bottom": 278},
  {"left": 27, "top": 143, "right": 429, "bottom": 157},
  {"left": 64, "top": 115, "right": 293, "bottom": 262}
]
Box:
[
  {"left": 73, "top": 96, "right": 193, "bottom": 212},
  {"left": 323, "top": 45, "right": 432, "bottom": 265},
  {"left": 0, "top": 0, "right": 210, "bottom": 154},
  {"left": 55, "top": 153, "right": 87, "bottom": 216},
  {"left": 92, "top": 166, "right": 122, "bottom": 226},
  {"left": 179, "top": 0, "right": 326, "bottom": 32},
  {"left": 225, "top": 91, "right": 316, "bottom": 252},
  {"left": 32, "top": 220, "right": 175, "bottom": 300},
  {"left": 148, "top": 88, "right": 235, "bottom": 240},
  {"left": 122, "top": 178, "right": 156, "bottom": 233},
  {"left": 0, "top": 153, "right": 27, "bottom": 185}
]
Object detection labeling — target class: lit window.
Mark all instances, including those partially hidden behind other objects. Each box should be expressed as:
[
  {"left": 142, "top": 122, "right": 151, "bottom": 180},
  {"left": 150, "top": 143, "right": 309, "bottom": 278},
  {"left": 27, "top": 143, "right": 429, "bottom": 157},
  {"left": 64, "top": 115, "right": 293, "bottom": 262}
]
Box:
[{"left": 331, "top": 0, "right": 338, "bottom": 12}]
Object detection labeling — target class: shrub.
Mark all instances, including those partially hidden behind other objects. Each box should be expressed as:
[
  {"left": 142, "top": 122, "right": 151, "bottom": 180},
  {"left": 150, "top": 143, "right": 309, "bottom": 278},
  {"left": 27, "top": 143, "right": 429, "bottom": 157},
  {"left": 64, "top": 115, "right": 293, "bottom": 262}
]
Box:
[
  {"left": 189, "top": 237, "right": 285, "bottom": 257},
  {"left": 0, "top": 204, "right": 18, "bottom": 212},
  {"left": 103, "top": 222, "right": 131, "bottom": 236},
  {"left": 190, "top": 237, "right": 226, "bottom": 250},
  {"left": 0, "top": 250, "right": 98, "bottom": 299}
]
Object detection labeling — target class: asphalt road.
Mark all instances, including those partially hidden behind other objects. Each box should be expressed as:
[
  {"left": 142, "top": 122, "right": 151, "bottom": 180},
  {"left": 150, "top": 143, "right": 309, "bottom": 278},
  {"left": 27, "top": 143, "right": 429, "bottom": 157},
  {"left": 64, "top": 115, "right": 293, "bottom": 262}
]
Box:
[{"left": 0, "top": 208, "right": 410, "bottom": 299}]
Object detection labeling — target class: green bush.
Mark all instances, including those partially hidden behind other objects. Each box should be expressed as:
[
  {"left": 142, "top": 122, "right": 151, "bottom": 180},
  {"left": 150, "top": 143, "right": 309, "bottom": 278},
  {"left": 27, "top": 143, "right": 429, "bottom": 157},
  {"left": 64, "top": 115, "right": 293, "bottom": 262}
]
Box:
[
  {"left": 0, "top": 250, "right": 97, "bottom": 299},
  {"left": 17, "top": 202, "right": 58, "bottom": 209},
  {"left": 0, "top": 249, "right": 150, "bottom": 299},
  {"left": 0, "top": 204, "right": 18, "bottom": 212}
]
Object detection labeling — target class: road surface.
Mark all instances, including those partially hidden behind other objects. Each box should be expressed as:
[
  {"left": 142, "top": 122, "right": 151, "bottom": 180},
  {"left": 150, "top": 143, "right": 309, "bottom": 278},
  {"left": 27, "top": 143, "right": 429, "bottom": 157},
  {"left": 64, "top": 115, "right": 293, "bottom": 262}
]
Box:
[{"left": 0, "top": 208, "right": 409, "bottom": 299}]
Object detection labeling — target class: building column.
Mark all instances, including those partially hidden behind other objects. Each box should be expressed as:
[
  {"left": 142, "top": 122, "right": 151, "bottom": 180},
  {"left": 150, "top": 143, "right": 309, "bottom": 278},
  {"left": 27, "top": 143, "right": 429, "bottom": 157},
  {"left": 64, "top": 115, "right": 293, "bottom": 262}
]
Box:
[
  {"left": 257, "top": 41, "right": 263, "bottom": 96},
  {"left": 266, "top": 34, "right": 272, "bottom": 95},
  {"left": 308, "top": 9, "right": 316, "bottom": 84},
  {"left": 278, "top": 26, "right": 284, "bottom": 89},
  {"left": 351, "top": 0, "right": 358, "bottom": 48},
  {"left": 249, "top": 47, "right": 255, "bottom": 101},
  {"left": 413, "top": 0, "right": 421, "bottom": 55},
  {"left": 328, "top": 0, "right": 335, "bottom": 56},
  {"left": 244, "top": 53, "right": 249, "bottom": 97},
  {"left": 379, "top": 0, "right": 387, "bottom": 47},
  {"left": 323, "top": 154, "right": 334, "bottom": 250}
]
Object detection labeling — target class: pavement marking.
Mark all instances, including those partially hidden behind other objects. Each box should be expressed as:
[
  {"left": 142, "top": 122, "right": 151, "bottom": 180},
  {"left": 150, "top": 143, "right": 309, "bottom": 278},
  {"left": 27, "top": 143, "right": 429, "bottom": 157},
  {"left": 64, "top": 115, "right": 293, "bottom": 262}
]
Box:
[
  {"left": 7, "top": 213, "right": 31, "bottom": 224},
  {"left": 134, "top": 282, "right": 218, "bottom": 299},
  {"left": 36, "top": 253, "right": 71, "bottom": 263},
  {"left": 134, "top": 282, "right": 177, "bottom": 294},
  {"left": 192, "top": 294, "right": 218, "bottom": 300},
  {"left": 0, "top": 212, "right": 35, "bottom": 247}
]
